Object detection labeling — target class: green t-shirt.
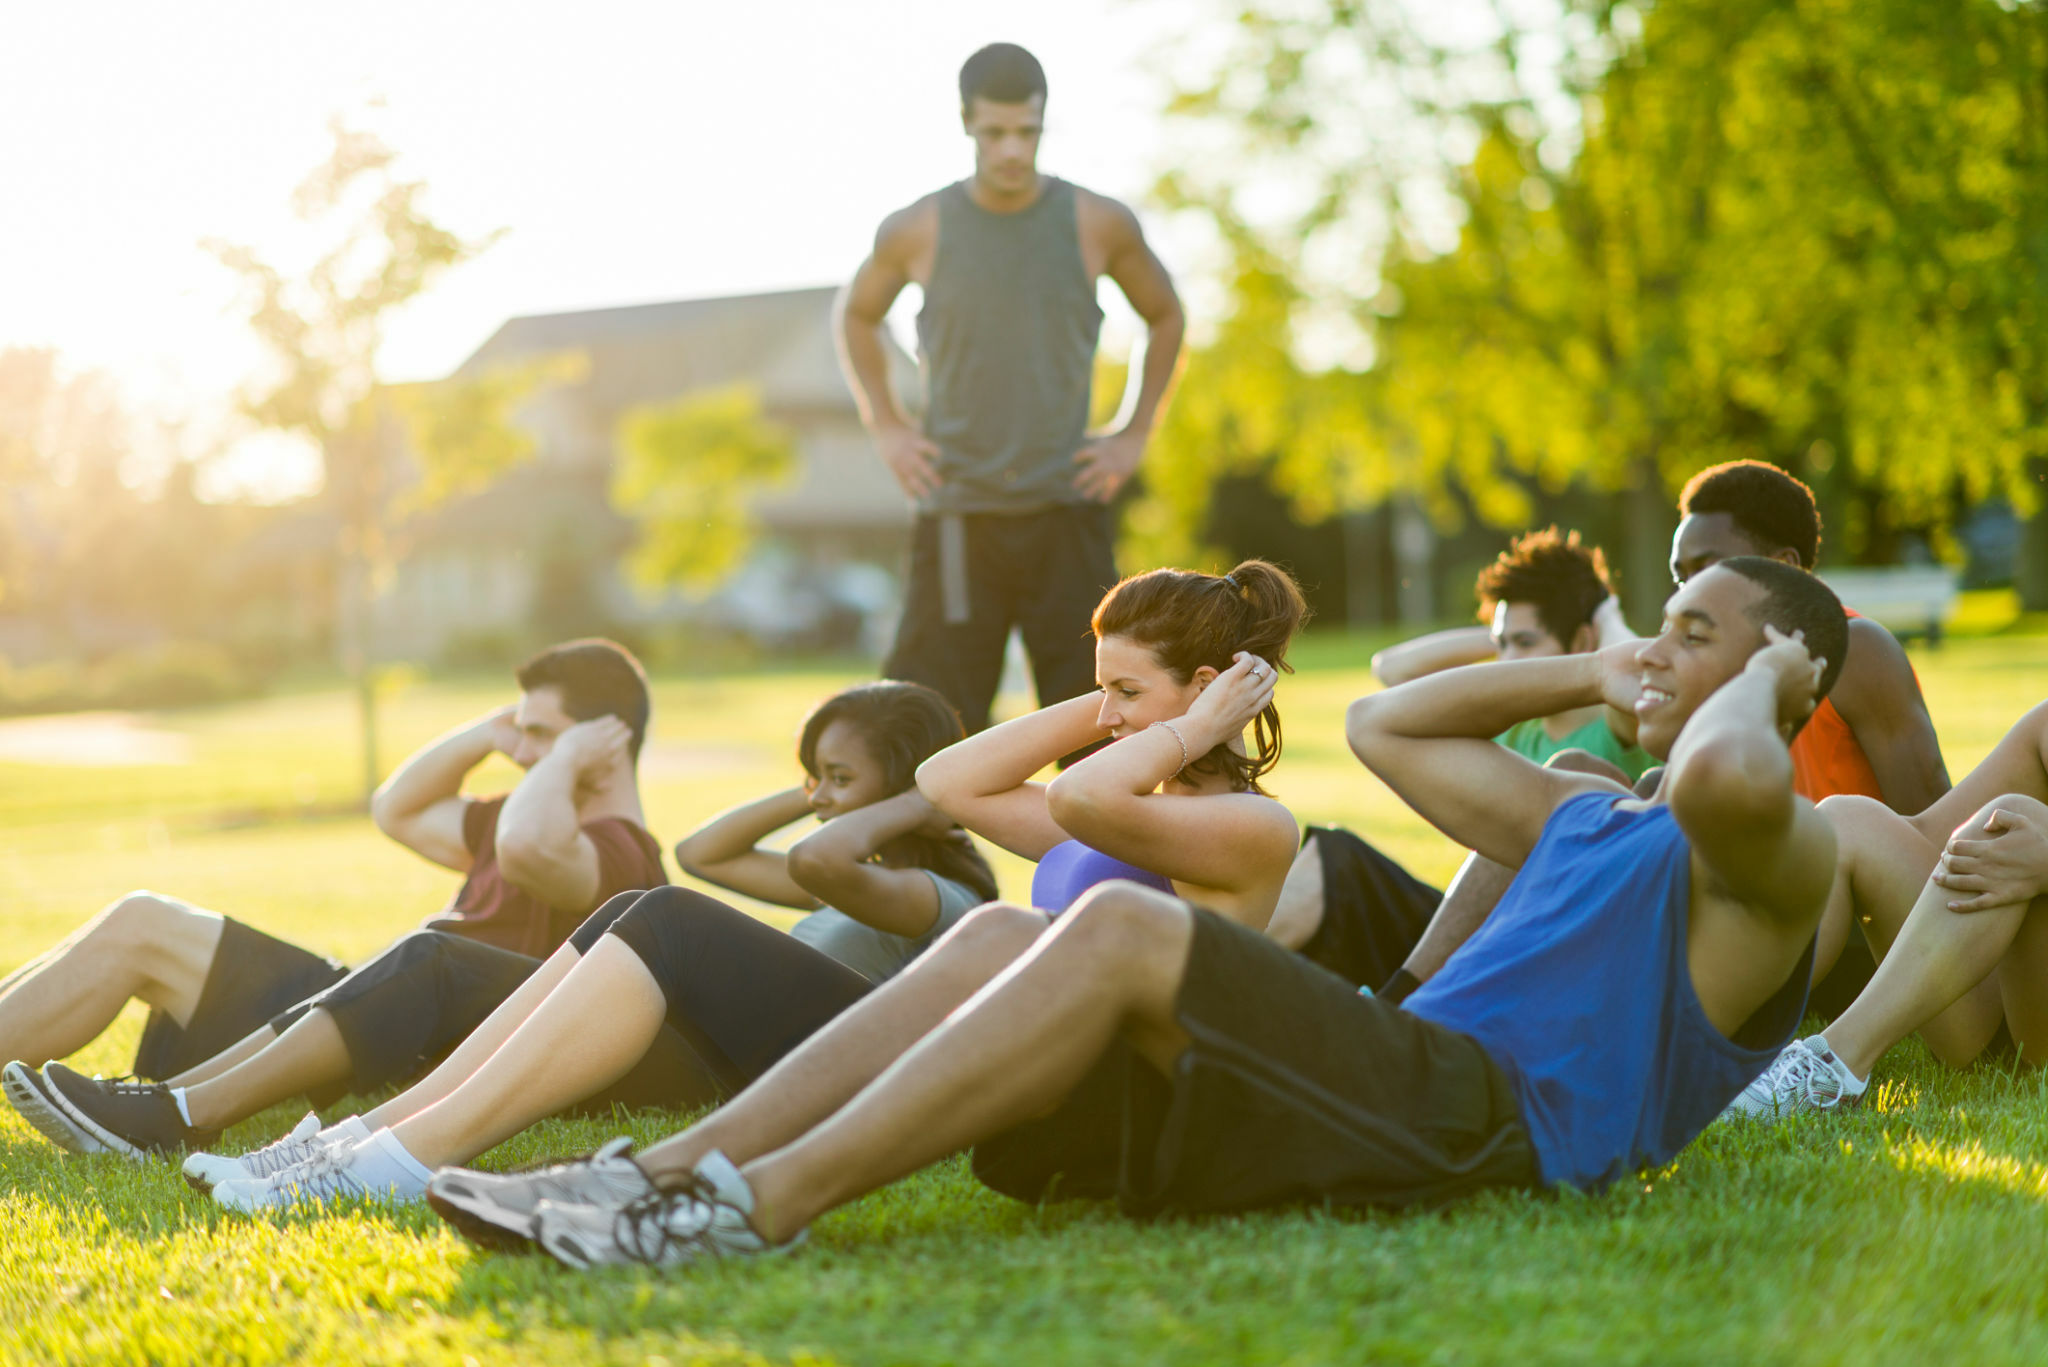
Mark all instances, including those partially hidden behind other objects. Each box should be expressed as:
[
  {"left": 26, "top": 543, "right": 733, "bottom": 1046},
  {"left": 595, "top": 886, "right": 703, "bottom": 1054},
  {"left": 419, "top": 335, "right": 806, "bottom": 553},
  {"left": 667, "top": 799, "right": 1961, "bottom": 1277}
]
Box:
[{"left": 1495, "top": 714, "right": 1656, "bottom": 782}]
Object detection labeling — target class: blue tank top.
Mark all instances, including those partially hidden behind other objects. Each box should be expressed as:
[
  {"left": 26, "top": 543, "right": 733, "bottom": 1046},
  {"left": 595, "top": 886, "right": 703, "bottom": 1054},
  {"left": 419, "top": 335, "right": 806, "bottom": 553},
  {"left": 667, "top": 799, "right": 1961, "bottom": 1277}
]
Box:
[
  {"left": 1030, "top": 840, "right": 1173, "bottom": 914},
  {"left": 1404, "top": 793, "right": 1811, "bottom": 1191}
]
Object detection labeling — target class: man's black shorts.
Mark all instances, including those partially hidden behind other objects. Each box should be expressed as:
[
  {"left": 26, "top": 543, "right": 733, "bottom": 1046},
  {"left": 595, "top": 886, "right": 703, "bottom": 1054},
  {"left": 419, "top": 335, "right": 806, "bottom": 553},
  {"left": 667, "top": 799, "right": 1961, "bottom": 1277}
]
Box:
[
  {"left": 1296, "top": 826, "right": 1440, "bottom": 990},
  {"left": 132, "top": 916, "right": 347, "bottom": 1081},
  {"left": 973, "top": 905, "right": 1537, "bottom": 1216}
]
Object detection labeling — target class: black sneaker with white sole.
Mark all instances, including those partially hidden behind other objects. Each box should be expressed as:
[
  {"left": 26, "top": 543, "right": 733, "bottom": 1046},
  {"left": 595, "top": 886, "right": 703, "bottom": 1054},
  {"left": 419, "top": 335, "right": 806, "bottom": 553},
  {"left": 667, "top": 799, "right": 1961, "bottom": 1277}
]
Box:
[
  {"left": 36, "top": 1061, "right": 216, "bottom": 1160},
  {"left": 3, "top": 1060, "right": 108, "bottom": 1155}
]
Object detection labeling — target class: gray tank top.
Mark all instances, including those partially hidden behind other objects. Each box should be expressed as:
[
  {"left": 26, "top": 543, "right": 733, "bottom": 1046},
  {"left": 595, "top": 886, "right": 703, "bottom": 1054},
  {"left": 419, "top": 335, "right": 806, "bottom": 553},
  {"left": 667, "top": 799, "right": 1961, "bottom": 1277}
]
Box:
[{"left": 916, "top": 176, "right": 1104, "bottom": 514}]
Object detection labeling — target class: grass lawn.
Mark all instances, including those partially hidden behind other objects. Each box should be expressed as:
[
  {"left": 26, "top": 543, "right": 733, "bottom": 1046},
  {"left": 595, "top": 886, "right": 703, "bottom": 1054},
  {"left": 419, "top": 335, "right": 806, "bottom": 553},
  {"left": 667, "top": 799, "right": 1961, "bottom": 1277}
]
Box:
[{"left": 4, "top": 634, "right": 2048, "bottom": 1364}]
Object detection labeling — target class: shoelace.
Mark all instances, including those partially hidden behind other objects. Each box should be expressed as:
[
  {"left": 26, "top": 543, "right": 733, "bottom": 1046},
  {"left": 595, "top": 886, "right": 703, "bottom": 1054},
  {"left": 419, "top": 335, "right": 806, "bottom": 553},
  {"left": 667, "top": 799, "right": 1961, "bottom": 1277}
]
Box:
[
  {"left": 85, "top": 1075, "right": 166, "bottom": 1099},
  {"left": 275, "top": 1146, "right": 368, "bottom": 1202},
  {"left": 242, "top": 1133, "right": 327, "bottom": 1179},
  {"left": 608, "top": 1175, "right": 724, "bottom": 1265},
  {"left": 1768, "top": 1048, "right": 1847, "bottom": 1109}
]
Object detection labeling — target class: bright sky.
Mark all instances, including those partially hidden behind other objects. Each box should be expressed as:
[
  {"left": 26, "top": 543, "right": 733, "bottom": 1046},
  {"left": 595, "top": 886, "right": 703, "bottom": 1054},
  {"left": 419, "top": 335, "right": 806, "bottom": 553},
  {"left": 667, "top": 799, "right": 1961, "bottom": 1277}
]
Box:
[{"left": 0, "top": 1, "right": 1211, "bottom": 499}]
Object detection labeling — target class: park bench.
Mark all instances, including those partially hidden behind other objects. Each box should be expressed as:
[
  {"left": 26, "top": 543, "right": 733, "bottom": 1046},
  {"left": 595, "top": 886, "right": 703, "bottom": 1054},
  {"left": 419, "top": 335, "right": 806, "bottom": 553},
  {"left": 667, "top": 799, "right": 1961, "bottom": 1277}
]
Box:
[{"left": 1817, "top": 566, "right": 1960, "bottom": 645}]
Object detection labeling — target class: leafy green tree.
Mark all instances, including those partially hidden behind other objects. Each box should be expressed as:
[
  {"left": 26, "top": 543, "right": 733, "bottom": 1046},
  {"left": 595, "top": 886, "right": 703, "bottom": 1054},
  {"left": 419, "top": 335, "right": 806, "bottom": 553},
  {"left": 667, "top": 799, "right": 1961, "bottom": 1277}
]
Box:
[
  {"left": 611, "top": 383, "right": 798, "bottom": 592},
  {"left": 212, "top": 118, "right": 532, "bottom": 800}
]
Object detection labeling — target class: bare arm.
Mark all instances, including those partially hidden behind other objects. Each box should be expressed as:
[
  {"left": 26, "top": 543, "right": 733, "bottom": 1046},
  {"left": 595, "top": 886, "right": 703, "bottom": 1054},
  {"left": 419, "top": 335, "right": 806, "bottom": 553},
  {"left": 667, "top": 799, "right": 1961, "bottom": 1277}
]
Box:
[
  {"left": 1346, "top": 648, "right": 1632, "bottom": 868},
  {"left": 495, "top": 717, "right": 633, "bottom": 915},
  {"left": 1072, "top": 198, "right": 1185, "bottom": 502},
  {"left": 785, "top": 790, "right": 957, "bottom": 938},
  {"left": 1665, "top": 629, "right": 1837, "bottom": 926},
  {"left": 673, "top": 786, "right": 821, "bottom": 910},
  {"left": 835, "top": 202, "right": 940, "bottom": 501},
  {"left": 1828, "top": 616, "right": 1950, "bottom": 815},
  {"left": 369, "top": 707, "right": 516, "bottom": 871},
  {"left": 1369, "top": 627, "right": 1496, "bottom": 688},
  {"left": 917, "top": 694, "right": 1107, "bottom": 861},
  {"left": 1045, "top": 654, "right": 1297, "bottom": 907}
]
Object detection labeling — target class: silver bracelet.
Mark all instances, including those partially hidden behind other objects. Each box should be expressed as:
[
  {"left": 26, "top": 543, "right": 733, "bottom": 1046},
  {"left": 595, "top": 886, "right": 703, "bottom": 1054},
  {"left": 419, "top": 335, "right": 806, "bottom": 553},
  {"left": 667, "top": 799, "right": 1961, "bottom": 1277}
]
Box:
[{"left": 1151, "top": 720, "right": 1190, "bottom": 774}]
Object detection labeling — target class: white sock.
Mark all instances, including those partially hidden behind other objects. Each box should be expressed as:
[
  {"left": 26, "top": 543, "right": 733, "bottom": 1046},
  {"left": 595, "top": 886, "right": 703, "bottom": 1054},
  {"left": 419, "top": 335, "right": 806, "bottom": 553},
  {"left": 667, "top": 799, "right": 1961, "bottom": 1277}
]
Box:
[
  {"left": 169, "top": 1088, "right": 194, "bottom": 1126},
  {"left": 345, "top": 1128, "right": 434, "bottom": 1198},
  {"left": 319, "top": 1114, "right": 372, "bottom": 1146}
]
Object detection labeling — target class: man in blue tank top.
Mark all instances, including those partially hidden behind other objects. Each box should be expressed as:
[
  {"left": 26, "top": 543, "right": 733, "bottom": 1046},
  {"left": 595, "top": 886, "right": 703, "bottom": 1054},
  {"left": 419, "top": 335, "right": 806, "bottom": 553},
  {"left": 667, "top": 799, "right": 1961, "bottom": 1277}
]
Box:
[
  {"left": 836, "top": 44, "right": 1185, "bottom": 737},
  {"left": 460, "top": 562, "right": 1852, "bottom": 1270}
]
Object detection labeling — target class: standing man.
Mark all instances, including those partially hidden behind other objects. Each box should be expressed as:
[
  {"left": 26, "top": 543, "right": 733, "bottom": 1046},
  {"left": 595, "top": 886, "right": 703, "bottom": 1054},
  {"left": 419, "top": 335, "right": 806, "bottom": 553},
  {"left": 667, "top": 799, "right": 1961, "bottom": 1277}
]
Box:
[{"left": 836, "top": 42, "right": 1185, "bottom": 734}]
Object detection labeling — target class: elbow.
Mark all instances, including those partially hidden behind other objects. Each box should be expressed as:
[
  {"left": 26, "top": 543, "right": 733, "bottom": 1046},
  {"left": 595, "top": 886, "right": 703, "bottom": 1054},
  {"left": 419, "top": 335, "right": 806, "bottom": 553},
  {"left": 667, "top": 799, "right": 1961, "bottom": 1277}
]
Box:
[
  {"left": 784, "top": 840, "right": 847, "bottom": 903},
  {"left": 916, "top": 757, "right": 964, "bottom": 820},
  {"left": 1670, "top": 746, "right": 1792, "bottom": 830},
  {"left": 1345, "top": 694, "right": 1389, "bottom": 767},
  {"left": 1367, "top": 652, "right": 1411, "bottom": 689},
  {"left": 671, "top": 839, "right": 710, "bottom": 882},
  {"left": 1045, "top": 770, "right": 1108, "bottom": 834},
  {"left": 368, "top": 785, "right": 402, "bottom": 840}
]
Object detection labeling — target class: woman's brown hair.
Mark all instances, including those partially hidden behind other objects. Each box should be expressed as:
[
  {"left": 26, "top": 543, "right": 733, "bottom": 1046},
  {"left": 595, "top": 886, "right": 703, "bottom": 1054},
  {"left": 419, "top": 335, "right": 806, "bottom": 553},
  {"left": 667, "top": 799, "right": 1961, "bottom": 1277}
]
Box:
[{"left": 1090, "top": 559, "right": 1309, "bottom": 794}]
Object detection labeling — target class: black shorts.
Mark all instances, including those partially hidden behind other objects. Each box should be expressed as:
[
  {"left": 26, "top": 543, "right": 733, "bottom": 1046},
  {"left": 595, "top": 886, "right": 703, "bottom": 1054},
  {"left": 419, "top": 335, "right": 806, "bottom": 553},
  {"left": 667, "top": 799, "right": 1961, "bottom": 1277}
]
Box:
[
  {"left": 575, "top": 885, "right": 874, "bottom": 1098},
  {"left": 132, "top": 916, "right": 348, "bottom": 1081},
  {"left": 270, "top": 893, "right": 722, "bottom": 1109},
  {"left": 973, "top": 906, "right": 1537, "bottom": 1216},
  {"left": 1296, "top": 826, "right": 1440, "bottom": 990}
]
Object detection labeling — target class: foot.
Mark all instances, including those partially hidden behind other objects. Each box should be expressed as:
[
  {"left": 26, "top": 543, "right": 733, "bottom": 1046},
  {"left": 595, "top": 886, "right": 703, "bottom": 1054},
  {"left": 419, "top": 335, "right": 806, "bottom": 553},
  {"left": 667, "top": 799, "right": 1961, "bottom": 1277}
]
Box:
[
  {"left": 1720, "top": 1037, "right": 1868, "bottom": 1123},
  {"left": 531, "top": 1149, "right": 801, "bottom": 1270},
  {"left": 6, "top": 1061, "right": 215, "bottom": 1159},
  {"left": 3, "top": 1061, "right": 108, "bottom": 1155},
  {"left": 427, "top": 1136, "right": 658, "bottom": 1252},
  {"left": 212, "top": 1128, "right": 432, "bottom": 1212},
  {"left": 183, "top": 1112, "right": 370, "bottom": 1193}
]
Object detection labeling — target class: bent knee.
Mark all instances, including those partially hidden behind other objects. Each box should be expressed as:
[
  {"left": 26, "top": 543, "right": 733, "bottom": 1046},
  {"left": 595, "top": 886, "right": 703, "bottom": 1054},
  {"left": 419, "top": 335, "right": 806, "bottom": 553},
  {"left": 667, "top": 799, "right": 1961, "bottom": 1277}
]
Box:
[
  {"left": 94, "top": 891, "right": 185, "bottom": 947},
  {"left": 1061, "top": 881, "right": 1191, "bottom": 951}
]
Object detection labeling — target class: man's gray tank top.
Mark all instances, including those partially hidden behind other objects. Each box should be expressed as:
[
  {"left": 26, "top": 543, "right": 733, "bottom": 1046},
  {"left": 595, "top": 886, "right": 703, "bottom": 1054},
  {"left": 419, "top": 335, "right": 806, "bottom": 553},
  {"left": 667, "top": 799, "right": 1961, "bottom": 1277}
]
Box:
[{"left": 915, "top": 176, "right": 1104, "bottom": 514}]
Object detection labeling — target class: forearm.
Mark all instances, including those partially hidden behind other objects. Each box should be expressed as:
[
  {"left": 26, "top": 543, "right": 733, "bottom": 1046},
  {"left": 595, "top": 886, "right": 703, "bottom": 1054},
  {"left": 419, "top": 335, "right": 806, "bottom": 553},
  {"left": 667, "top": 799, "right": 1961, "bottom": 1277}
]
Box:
[
  {"left": 1119, "top": 307, "right": 1185, "bottom": 436},
  {"left": 837, "top": 315, "right": 909, "bottom": 432},
  {"left": 494, "top": 752, "right": 584, "bottom": 865},
  {"left": 1666, "top": 667, "right": 1790, "bottom": 794},
  {"left": 675, "top": 788, "right": 814, "bottom": 874},
  {"left": 1352, "top": 653, "right": 1601, "bottom": 746},
  {"left": 919, "top": 694, "right": 1107, "bottom": 808},
  {"left": 1370, "top": 628, "right": 1496, "bottom": 688},
  {"left": 1404, "top": 851, "right": 1518, "bottom": 981},
  {"left": 372, "top": 720, "right": 493, "bottom": 822}
]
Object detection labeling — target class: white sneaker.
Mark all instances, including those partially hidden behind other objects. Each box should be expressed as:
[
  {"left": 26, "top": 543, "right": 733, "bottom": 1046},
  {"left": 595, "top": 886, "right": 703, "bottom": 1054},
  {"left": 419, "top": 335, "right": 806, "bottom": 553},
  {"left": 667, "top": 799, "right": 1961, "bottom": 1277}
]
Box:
[
  {"left": 532, "top": 1149, "right": 803, "bottom": 1270},
  {"left": 213, "top": 1129, "right": 429, "bottom": 1212},
  {"left": 1720, "top": 1037, "right": 1867, "bottom": 1122},
  {"left": 184, "top": 1112, "right": 346, "bottom": 1192},
  {"left": 427, "top": 1136, "right": 657, "bottom": 1251}
]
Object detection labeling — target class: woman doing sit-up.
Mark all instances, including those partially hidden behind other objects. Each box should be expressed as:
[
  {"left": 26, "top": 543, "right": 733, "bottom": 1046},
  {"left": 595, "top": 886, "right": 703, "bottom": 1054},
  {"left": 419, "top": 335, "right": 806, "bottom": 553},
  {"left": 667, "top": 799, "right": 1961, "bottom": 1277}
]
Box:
[
  {"left": 418, "top": 559, "right": 1309, "bottom": 1254},
  {"left": 181, "top": 680, "right": 995, "bottom": 1206}
]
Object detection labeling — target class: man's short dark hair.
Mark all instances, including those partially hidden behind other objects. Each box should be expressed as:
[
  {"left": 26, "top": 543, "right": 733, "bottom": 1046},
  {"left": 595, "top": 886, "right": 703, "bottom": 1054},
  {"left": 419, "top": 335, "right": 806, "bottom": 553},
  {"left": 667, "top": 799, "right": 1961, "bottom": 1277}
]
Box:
[
  {"left": 1473, "top": 526, "right": 1615, "bottom": 648},
  {"left": 515, "top": 638, "right": 651, "bottom": 761},
  {"left": 1714, "top": 557, "right": 1849, "bottom": 723},
  {"left": 1678, "top": 461, "right": 1822, "bottom": 569},
  {"left": 960, "top": 43, "right": 1047, "bottom": 110}
]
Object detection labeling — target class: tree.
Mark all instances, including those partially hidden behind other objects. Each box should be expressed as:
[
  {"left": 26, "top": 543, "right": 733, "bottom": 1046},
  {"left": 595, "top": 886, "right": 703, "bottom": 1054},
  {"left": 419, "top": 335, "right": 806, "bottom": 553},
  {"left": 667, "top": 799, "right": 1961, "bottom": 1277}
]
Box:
[
  {"left": 611, "top": 383, "right": 798, "bottom": 593},
  {"left": 211, "top": 118, "right": 532, "bottom": 800}
]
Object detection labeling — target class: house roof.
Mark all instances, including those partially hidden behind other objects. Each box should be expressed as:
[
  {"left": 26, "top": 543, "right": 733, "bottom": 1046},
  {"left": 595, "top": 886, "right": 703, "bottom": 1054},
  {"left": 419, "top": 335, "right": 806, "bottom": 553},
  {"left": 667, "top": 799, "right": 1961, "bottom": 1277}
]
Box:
[{"left": 457, "top": 285, "right": 918, "bottom": 415}]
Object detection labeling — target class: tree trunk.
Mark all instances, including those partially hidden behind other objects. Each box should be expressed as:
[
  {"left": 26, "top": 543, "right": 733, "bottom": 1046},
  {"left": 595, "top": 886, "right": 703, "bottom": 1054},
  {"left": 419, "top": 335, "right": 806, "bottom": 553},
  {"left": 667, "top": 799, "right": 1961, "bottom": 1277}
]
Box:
[
  {"left": 337, "top": 545, "right": 380, "bottom": 808},
  {"left": 1620, "top": 454, "right": 1676, "bottom": 630},
  {"left": 2015, "top": 457, "right": 2048, "bottom": 611}
]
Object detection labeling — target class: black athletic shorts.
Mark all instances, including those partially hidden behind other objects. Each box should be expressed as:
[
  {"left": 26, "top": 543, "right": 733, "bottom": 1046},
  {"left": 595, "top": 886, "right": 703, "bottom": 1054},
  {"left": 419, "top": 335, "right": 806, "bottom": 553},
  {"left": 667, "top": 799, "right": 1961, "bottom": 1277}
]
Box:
[
  {"left": 576, "top": 885, "right": 874, "bottom": 1098},
  {"left": 1296, "top": 826, "right": 1440, "bottom": 990},
  {"left": 973, "top": 906, "right": 1537, "bottom": 1216},
  {"left": 132, "top": 916, "right": 348, "bottom": 1081},
  {"left": 266, "top": 893, "right": 721, "bottom": 1109}
]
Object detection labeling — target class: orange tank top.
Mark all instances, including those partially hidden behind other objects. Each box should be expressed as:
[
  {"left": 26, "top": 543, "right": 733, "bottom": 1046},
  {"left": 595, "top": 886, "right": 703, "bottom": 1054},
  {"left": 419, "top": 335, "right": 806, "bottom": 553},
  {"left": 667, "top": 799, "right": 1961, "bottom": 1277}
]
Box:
[{"left": 1788, "top": 607, "right": 1885, "bottom": 802}]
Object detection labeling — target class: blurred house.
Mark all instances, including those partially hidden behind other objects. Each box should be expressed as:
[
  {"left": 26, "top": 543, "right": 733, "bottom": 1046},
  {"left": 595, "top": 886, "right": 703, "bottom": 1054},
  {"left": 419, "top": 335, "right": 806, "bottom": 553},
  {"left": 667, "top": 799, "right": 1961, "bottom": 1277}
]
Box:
[{"left": 373, "top": 286, "right": 919, "bottom": 661}]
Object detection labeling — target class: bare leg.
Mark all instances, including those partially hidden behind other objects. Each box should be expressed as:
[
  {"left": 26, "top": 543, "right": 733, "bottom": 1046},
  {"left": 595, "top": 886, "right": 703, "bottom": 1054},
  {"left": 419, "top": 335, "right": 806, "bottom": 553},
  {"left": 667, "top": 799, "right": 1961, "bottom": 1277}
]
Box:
[
  {"left": 357, "top": 943, "right": 586, "bottom": 1132},
  {"left": 165, "top": 1025, "right": 278, "bottom": 1088},
  {"left": 387, "top": 938, "right": 668, "bottom": 1167},
  {"left": 740, "top": 886, "right": 1193, "bottom": 1243},
  {"left": 0, "top": 893, "right": 223, "bottom": 1067},
  {"left": 633, "top": 903, "right": 1050, "bottom": 1183},
  {"left": 1265, "top": 835, "right": 1324, "bottom": 952},
  {"left": 1824, "top": 797, "right": 2029, "bottom": 1076},
  {"left": 180, "top": 1012, "right": 352, "bottom": 1131}
]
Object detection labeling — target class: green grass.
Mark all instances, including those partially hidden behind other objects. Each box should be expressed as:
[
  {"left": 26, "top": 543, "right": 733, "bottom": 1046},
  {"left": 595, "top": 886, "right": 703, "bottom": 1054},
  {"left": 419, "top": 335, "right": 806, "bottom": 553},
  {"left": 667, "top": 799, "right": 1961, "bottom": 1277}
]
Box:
[{"left": 5, "top": 636, "right": 2048, "bottom": 1364}]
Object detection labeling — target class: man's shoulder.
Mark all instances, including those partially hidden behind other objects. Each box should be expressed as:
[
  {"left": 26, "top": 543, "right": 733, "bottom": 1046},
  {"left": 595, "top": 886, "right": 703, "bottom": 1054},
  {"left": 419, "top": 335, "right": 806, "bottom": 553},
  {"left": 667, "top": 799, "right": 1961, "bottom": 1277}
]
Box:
[
  {"left": 1833, "top": 614, "right": 1918, "bottom": 705},
  {"left": 876, "top": 193, "right": 943, "bottom": 249},
  {"left": 1071, "top": 184, "right": 1141, "bottom": 238}
]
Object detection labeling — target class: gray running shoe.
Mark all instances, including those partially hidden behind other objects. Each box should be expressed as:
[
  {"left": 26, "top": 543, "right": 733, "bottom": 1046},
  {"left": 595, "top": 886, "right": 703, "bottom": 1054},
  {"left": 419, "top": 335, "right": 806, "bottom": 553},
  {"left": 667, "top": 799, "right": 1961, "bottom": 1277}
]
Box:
[
  {"left": 426, "top": 1136, "right": 657, "bottom": 1251},
  {"left": 1720, "top": 1036, "right": 1867, "bottom": 1123},
  {"left": 532, "top": 1149, "right": 800, "bottom": 1270},
  {"left": 3, "top": 1060, "right": 109, "bottom": 1155}
]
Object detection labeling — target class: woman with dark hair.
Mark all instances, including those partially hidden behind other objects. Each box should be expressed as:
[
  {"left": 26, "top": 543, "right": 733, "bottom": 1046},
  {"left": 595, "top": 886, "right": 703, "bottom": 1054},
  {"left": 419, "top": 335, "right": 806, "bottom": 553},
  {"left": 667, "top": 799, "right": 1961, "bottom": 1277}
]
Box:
[
  {"left": 196, "top": 681, "right": 996, "bottom": 1210},
  {"left": 418, "top": 559, "right": 1313, "bottom": 1258}
]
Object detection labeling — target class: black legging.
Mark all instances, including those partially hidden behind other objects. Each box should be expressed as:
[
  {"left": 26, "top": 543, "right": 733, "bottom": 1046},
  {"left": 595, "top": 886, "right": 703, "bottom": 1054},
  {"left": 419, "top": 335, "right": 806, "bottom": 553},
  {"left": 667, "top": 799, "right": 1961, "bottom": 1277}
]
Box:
[{"left": 567, "top": 885, "right": 876, "bottom": 1098}]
